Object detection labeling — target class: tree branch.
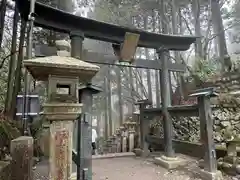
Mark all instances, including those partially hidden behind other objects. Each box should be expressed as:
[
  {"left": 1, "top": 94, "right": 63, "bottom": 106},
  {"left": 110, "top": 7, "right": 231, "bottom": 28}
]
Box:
[
  {"left": 0, "top": 45, "right": 26, "bottom": 69},
  {"left": 179, "top": 10, "right": 193, "bottom": 35}
]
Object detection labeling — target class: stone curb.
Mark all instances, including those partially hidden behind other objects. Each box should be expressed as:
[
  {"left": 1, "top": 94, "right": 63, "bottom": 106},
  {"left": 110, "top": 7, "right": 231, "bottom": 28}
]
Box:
[{"left": 92, "top": 152, "right": 135, "bottom": 160}]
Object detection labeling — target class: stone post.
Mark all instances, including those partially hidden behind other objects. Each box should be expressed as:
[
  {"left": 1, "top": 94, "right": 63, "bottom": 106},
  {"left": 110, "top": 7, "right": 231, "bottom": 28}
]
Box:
[
  {"left": 23, "top": 55, "right": 99, "bottom": 180},
  {"left": 120, "top": 126, "right": 127, "bottom": 152},
  {"left": 133, "top": 111, "right": 141, "bottom": 149},
  {"left": 190, "top": 87, "right": 223, "bottom": 180},
  {"left": 111, "top": 135, "right": 117, "bottom": 153},
  {"left": 153, "top": 48, "right": 188, "bottom": 169},
  {"left": 122, "top": 136, "right": 127, "bottom": 153},
  {"left": 69, "top": 31, "right": 85, "bottom": 180},
  {"left": 11, "top": 136, "right": 33, "bottom": 180},
  {"left": 157, "top": 49, "right": 174, "bottom": 158},
  {"left": 135, "top": 99, "right": 151, "bottom": 157},
  {"left": 106, "top": 138, "right": 113, "bottom": 153},
  {"left": 226, "top": 141, "right": 238, "bottom": 157},
  {"left": 125, "top": 121, "right": 136, "bottom": 152},
  {"left": 70, "top": 31, "right": 84, "bottom": 59},
  {"left": 78, "top": 83, "right": 101, "bottom": 180},
  {"left": 128, "top": 129, "right": 135, "bottom": 152},
  {"left": 115, "top": 128, "right": 122, "bottom": 153}
]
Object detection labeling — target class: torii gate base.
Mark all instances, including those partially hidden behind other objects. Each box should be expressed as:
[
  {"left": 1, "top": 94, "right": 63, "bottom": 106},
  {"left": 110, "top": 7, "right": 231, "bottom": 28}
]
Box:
[{"left": 154, "top": 156, "right": 187, "bottom": 170}]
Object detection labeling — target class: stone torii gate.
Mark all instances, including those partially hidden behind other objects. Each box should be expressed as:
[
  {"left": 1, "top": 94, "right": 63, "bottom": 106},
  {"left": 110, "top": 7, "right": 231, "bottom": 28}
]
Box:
[{"left": 16, "top": 1, "right": 197, "bottom": 180}]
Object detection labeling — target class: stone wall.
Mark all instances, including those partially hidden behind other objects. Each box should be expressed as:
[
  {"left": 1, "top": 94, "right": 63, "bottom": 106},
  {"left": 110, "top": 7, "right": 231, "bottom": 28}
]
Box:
[
  {"left": 146, "top": 135, "right": 240, "bottom": 159},
  {"left": 160, "top": 71, "right": 240, "bottom": 144}
]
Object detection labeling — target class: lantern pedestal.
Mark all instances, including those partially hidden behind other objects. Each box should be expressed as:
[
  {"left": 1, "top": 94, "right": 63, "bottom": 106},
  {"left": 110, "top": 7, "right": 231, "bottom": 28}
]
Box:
[{"left": 43, "top": 103, "right": 82, "bottom": 180}]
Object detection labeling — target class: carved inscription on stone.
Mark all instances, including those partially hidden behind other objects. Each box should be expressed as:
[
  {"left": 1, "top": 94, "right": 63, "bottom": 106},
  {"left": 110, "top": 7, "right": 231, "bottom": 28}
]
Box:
[{"left": 55, "top": 130, "right": 69, "bottom": 180}]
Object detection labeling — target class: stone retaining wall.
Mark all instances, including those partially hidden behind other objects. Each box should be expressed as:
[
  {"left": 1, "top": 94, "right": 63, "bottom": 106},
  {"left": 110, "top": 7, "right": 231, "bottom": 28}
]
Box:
[{"left": 146, "top": 135, "right": 240, "bottom": 158}]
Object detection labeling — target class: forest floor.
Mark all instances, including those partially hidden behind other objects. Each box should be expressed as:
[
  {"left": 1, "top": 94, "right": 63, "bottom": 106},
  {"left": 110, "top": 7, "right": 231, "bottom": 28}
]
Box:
[{"left": 34, "top": 153, "right": 238, "bottom": 180}]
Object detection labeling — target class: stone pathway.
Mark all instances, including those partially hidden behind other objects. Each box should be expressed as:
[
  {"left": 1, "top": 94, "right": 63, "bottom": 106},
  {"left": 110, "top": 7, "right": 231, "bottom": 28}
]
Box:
[{"left": 34, "top": 155, "right": 237, "bottom": 180}]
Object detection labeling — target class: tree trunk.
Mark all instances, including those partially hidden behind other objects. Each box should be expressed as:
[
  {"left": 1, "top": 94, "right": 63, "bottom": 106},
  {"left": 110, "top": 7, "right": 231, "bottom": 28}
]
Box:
[
  {"left": 192, "top": 0, "right": 203, "bottom": 58},
  {"left": 5, "top": 5, "right": 19, "bottom": 116},
  {"left": 117, "top": 67, "right": 123, "bottom": 125},
  {"left": 160, "top": 0, "right": 172, "bottom": 104},
  {"left": 0, "top": 0, "right": 7, "bottom": 50},
  {"left": 104, "top": 76, "right": 109, "bottom": 139},
  {"left": 171, "top": 0, "right": 184, "bottom": 103},
  {"left": 211, "top": 0, "right": 231, "bottom": 72},
  {"left": 143, "top": 16, "right": 153, "bottom": 103},
  {"left": 107, "top": 66, "right": 112, "bottom": 135},
  {"left": 128, "top": 67, "right": 134, "bottom": 112},
  {"left": 10, "top": 19, "right": 27, "bottom": 119},
  {"left": 152, "top": 10, "right": 161, "bottom": 107}
]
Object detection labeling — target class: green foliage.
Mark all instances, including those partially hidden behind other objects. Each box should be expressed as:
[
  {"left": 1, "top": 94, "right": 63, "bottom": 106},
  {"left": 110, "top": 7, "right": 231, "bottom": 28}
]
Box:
[
  {"left": 30, "top": 116, "right": 46, "bottom": 157},
  {"left": 30, "top": 116, "right": 45, "bottom": 138},
  {"left": 229, "top": 0, "right": 240, "bottom": 43},
  {"left": 0, "top": 115, "right": 21, "bottom": 160},
  {"left": 190, "top": 58, "right": 217, "bottom": 83},
  {"left": 0, "top": 49, "right": 9, "bottom": 111}
]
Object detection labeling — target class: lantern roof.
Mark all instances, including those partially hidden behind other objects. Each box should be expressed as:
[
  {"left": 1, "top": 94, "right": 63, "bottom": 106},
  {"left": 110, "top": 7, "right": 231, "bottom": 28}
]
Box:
[{"left": 23, "top": 56, "right": 100, "bottom": 81}]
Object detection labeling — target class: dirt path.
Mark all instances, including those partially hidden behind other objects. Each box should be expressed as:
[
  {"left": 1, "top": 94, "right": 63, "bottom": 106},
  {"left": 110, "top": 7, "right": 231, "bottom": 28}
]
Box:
[{"left": 34, "top": 155, "right": 237, "bottom": 180}]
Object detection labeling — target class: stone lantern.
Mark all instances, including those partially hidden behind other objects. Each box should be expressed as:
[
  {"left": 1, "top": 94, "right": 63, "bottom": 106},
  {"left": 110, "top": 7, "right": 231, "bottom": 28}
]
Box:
[{"left": 23, "top": 55, "right": 99, "bottom": 180}]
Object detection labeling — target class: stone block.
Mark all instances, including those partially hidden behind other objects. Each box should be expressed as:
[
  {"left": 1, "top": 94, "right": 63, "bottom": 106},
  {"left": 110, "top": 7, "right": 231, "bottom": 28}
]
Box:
[
  {"left": 43, "top": 103, "right": 82, "bottom": 121},
  {"left": 128, "top": 132, "right": 135, "bottom": 152},
  {"left": 133, "top": 148, "right": 143, "bottom": 157},
  {"left": 223, "top": 155, "right": 239, "bottom": 164},
  {"left": 55, "top": 40, "right": 71, "bottom": 51},
  {"left": 154, "top": 155, "right": 188, "bottom": 169},
  {"left": 122, "top": 136, "right": 127, "bottom": 152},
  {"left": 0, "top": 161, "right": 11, "bottom": 180},
  {"left": 133, "top": 148, "right": 150, "bottom": 157},
  {"left": 198, "top": 169, "right": 223, "bottom": 180},
  {"left": 11, "top": 136, "right": 34, "bottom": 180},
  {"left": 236, "top": 164, "right": 240, "bottom": 174},
  {"left": 57, "top": 50, "right": 70, "bottom": 57}
]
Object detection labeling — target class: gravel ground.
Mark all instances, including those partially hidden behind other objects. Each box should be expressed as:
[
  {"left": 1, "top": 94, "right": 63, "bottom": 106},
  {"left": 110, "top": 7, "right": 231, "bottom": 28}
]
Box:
[{"left": 34, "top": 155, "right": 239, "bottom": 180}]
